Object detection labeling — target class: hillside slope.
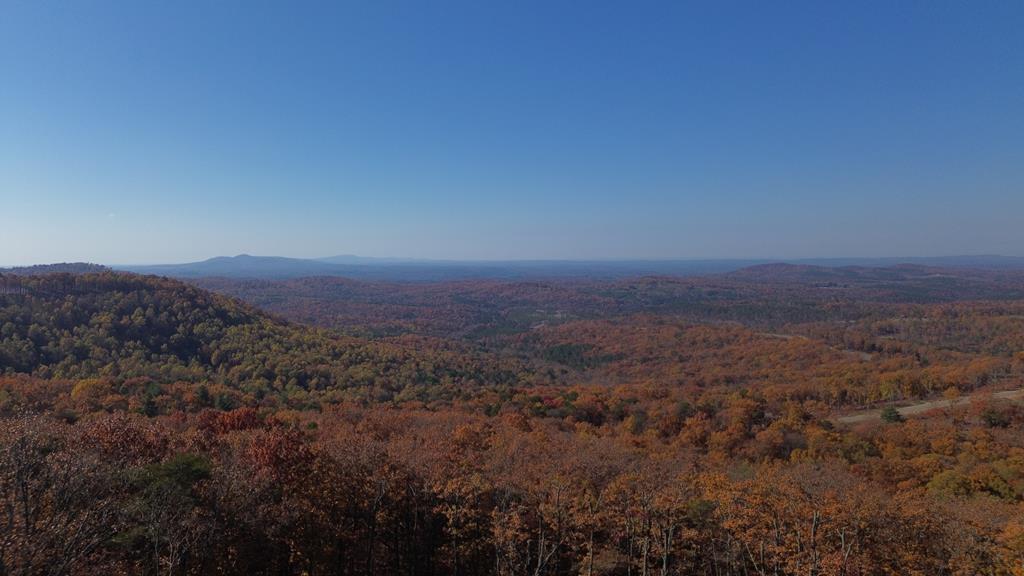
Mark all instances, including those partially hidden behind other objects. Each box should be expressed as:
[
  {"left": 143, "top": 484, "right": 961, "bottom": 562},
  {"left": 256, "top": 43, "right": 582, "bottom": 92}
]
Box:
[{"left": 0, "top": 272, "right": 525, "bottom": 402}]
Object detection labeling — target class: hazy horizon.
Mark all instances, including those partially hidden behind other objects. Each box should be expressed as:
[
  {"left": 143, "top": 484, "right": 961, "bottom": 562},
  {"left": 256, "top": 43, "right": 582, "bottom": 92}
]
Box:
[
  {"left": 6, "top": 252, "right": 1024, "bottom": 270},
  {"left": 3, "top": 2, "right": 1023, "bottom": 265}
]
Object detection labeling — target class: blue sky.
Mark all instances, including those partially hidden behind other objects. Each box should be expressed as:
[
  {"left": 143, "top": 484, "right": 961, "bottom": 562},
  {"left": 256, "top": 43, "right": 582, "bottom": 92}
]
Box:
[{"left": 2, "top": 1, "right": 1022, "bottom": 265}]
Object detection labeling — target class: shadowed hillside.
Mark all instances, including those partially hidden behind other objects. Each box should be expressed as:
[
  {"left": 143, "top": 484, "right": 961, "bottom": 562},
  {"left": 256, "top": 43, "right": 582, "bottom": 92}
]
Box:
[{"left": 0, "top": 272, "right": 527, "bottom": 404}]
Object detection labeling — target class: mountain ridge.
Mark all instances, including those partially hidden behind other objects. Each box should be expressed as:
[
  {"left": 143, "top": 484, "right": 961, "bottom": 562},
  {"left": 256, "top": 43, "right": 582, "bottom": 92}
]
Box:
[{"left": 113, "top": 254, "right": 1024, "bottom": 281}]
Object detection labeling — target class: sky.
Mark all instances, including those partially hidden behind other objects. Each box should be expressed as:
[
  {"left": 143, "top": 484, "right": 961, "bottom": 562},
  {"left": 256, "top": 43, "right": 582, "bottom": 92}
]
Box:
[{"left": 2, "top": 1, "right": 1023, "bottom": 265}]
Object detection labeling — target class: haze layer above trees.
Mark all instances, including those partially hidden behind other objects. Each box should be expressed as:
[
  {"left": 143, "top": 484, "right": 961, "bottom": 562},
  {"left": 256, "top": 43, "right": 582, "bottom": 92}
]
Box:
[{"left": 113, "top": 253, "right": 1024, "bottom": 280}]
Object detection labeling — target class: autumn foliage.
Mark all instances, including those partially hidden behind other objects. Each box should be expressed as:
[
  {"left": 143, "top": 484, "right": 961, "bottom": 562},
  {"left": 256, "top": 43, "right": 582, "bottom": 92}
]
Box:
[{"left": 1, "top": 267, "right": 1024, "bottom": 574}]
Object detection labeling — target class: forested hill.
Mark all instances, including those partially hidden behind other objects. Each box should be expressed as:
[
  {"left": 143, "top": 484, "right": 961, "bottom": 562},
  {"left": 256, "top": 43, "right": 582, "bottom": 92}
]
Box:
[
  {"left": 0, "top": 272, "right": 525, "bottom": 403},
  {"left": 0, "top": 262, "right": 109, "bottom": 276}
]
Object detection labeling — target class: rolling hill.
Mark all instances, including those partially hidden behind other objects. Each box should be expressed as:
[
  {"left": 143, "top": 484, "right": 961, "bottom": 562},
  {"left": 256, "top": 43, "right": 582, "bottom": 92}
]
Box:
[{"left": 0, "top": 272, "right": 526, "bottom": 404}]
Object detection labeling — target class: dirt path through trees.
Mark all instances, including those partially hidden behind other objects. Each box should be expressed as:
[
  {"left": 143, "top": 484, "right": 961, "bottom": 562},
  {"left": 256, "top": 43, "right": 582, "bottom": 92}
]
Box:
[{"left": 835, "top": 388, "right": 1024, "bottom": 424}]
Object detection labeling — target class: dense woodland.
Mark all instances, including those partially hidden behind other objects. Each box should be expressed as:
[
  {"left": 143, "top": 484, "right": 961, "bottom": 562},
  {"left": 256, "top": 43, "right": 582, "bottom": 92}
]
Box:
[{"left": 1, "top": 266, "right": 1023, "bottom": 574}]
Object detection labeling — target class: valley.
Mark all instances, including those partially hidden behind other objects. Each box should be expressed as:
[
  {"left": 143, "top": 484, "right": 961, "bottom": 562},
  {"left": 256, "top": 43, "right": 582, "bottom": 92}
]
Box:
[{"left": 1, "top": 263, "right": 1023, "bottom": 574}]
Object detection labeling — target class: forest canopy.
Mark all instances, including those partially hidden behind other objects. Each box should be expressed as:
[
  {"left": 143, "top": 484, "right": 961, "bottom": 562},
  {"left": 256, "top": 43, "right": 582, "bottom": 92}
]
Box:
[{"left": 1, "top": 266, "right": 1023, "bottom": 575}]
